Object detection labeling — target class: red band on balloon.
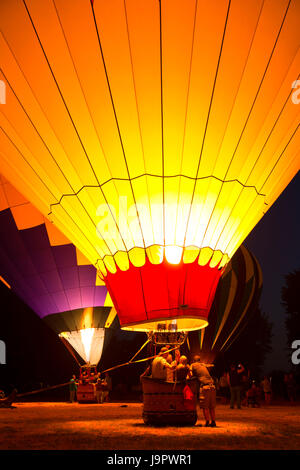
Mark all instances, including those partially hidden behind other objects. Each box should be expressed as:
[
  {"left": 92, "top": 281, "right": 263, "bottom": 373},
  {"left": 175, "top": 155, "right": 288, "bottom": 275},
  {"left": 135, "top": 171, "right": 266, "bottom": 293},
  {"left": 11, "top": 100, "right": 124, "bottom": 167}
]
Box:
[{"left": 104, "top": 257, "right": 222, "bottom": 331}]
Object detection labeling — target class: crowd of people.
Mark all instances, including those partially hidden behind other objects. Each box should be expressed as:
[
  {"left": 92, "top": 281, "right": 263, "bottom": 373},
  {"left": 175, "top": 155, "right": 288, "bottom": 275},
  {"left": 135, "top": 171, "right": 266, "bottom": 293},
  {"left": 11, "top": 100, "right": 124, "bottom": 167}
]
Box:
[
  {"left": 214, "top": 367, "right": 297, "bottom": 408},
  {"left": 214, "top": 363, "right": 272, "bottom": 408},
  {"left": 141, "top": 346, "right": 299, "bottom": 427},
  {"left": 216, "top": 363, "right": 265, "bottom": 408}
]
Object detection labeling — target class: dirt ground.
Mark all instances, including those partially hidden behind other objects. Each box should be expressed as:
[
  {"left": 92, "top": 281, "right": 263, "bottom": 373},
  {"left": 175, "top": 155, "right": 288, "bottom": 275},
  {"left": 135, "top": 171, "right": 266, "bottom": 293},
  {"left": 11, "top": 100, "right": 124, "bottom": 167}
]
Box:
[{"left": 0, "top": 402, "right": 300, "bottom": 451}]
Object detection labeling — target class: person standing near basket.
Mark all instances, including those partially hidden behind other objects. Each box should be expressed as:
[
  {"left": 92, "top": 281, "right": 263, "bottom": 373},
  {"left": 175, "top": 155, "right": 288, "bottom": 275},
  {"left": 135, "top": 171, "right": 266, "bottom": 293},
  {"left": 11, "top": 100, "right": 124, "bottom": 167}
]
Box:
[
  {"left": 227, "top": 363, "right": 245, "bottom": 409},
  {"left": 191, "top": 355, "right": 217, "bottom": 427}
]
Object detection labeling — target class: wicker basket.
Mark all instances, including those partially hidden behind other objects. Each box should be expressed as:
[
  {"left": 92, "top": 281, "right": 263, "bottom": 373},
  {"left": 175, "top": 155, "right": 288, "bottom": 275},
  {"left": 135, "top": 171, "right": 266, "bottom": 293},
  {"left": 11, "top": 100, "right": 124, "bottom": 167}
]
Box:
[{"left": 141, "top": 376, "right": 198, "bottom": 425}]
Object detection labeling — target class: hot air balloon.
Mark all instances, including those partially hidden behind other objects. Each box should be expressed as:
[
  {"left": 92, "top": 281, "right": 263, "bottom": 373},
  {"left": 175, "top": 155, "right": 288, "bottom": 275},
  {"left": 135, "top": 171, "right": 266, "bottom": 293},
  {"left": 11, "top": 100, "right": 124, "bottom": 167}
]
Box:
[
  {"left": 188, "top": 245, "right": 263, "bottom": 364},
  {"left": 0, "top": 174, "right": 117, "bottom": 371},
  {"left": 0, "top": 0, "right": 299, "bottom": 344}
]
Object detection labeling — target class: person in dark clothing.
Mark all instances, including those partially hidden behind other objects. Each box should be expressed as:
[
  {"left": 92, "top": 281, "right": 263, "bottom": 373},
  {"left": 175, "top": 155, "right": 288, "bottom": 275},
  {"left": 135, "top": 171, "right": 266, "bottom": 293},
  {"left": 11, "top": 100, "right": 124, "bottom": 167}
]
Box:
[
  {"left": 175, "top": 356, "right": 191, "bottom": 381},
  {"left": 246, "top": 381, "right": 261, "bottom": 407},
  {"left": 69, "top": 375, "right": 78, "bottom": 403},
  {"left": 219, "top": 372, "right": 230, "bottom": 404},
  {"left": 227, "top": 363, "right": 245, "bottom": 409}
]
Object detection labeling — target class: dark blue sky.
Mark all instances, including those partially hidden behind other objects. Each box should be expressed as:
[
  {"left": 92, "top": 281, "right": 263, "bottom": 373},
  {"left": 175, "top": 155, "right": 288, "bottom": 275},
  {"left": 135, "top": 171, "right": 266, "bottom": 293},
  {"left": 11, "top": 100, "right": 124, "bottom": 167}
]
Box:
[{"left": 244, "top": 171, "right": 300, "bottom": 373}]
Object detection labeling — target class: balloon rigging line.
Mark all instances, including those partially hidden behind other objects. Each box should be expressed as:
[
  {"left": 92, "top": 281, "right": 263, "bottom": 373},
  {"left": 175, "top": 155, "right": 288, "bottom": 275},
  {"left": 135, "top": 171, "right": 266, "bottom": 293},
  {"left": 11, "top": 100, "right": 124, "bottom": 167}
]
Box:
[
  {"left": 15, "top": 344, "right": 181, "bottom": 398},
  {"left": 127, "top": 337, "right": 151, "bottom": 364},
  {"left": 100, "top": 344, "right": 180, "bottom": 374},
  {"left": 16, "top": 381, "right": 72, "bottom": 398}
]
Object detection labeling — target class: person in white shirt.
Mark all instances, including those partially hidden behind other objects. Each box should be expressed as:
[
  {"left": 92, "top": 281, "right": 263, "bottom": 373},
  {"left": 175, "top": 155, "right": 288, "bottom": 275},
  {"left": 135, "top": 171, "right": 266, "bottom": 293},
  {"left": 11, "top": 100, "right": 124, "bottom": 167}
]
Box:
[{"left": 151, "top": 347, "right": 176, "bottom": 380}]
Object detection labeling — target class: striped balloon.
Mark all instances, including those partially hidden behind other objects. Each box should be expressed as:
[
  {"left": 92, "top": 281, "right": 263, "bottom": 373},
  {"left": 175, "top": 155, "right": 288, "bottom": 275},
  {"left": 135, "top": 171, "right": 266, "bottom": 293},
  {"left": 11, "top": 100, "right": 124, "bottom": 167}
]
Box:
[{"left": 188, "top": 245, "right": 262, "bottom": 363}]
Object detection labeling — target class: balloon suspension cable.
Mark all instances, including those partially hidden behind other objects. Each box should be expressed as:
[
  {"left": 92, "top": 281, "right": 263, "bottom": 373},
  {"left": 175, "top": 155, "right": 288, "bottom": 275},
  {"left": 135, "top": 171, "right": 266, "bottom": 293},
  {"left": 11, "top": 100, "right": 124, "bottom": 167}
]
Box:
[
  {"left": 99, "top": 340, "right": 180, "bottom": 375},
  {"left": 16, "top": 381, "right": 71, "bottom": 398},
  {"left": 128, "top": 337, "right": 151, "bottom": 363},
  {"left": 14, "top": 340, "right": 183, "bottom": 400}
]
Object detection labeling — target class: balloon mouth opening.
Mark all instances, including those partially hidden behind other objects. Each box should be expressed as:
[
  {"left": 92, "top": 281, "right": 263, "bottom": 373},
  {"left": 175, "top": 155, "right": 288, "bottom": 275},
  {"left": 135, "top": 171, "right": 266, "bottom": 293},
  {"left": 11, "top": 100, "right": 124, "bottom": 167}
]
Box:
[
  {"left": 59, "top": 327, "right": 105, "bottom": 364},
  {"left": 121, "top": 316, "right": 208, "bottom": 333}
]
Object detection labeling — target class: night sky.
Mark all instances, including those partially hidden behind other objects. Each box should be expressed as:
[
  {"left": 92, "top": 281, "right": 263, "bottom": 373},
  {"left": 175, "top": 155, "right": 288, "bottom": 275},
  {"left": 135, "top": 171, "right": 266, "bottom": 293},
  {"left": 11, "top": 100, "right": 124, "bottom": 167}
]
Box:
[
  {"left": 244, "top": 171, "right": 300, "bottom": 373},
  {"left": 0, "top": 172, "right": 299, "bottom": 389}
]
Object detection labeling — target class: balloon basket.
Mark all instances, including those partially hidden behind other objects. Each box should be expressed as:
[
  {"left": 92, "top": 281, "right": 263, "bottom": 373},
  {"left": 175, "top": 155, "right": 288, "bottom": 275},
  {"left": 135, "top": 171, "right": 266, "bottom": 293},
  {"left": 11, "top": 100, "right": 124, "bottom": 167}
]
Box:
[
  {"left": 77, "top": 364, "right": 98, "bottom": 403},
  {"left": 77, "top": 383, "right": 97, "bottom": 403},
  {"left": 141, "top": 376, "right": 198, "bottom": 426}
]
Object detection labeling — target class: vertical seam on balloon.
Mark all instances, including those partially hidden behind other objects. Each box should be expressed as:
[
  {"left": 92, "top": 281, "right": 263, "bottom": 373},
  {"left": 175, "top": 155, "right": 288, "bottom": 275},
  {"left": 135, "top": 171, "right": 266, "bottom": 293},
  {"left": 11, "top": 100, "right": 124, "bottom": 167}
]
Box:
[
  {"left": 221, "top": 265, "right": 254, "bottom": 351},
  {"left": 221, "top": 125, "right": 299, "bottom": 256},
  {"left": 245, "top": 71, "right": 300, "bottom": 186},
  {"left": 0, "top": 243, "right": 34, "bottom": 308},
  {"left": 195, "top": 0, "right": 266, "bottom": 253},
  {"left": 0, "top": 121, "right": 104, "bottom": 263},
  {"left": 49, "top": 245, "right": 73, "bottom": 314},
  {"left": 211, "top": 69, "right": 299, "bottom": 255},
  {"left": 224, "top": 0, "right": 292, "bottom": 182},
  {"left": 0, "top": 66, "right": 71, "bottom": 198},
  {"left": 52, "top": 0, "right": 134, "bottom": 253},
  {"left": 51, "top": 0, "right": 113, "bottom": 179},
  {"left": 92, "top": 269, "right": 98, "bottom": 310},
  {"left": 182, "top": 0, "right": 232, "bottom": 249},
  {"left": 123, "top": 0, "right": 156, "bottom": 248},
  {"left": 47, "top": 239, "right": 75, "bottom": 315},
  {"left": 0, "top": 48, "right": 73, "bottom": 199},
  {"left": 0, "top": 51, "right": 113, "bottom": 259},
  {"left": 77, "top": 264, "right": 84, "bottom": 312},
  {"left": 210, "top": 186, "right": 257, "bottom": 256},
  {"left": 178, "top": 0, "right": 198, "bottom": 177},
  {"left": 207, "top": 0, "right": 266, "bottom": 184},
  {"left": 258, "top": 124, "right": 300, "bottom": 193},
  {"left": 173, "top": 0, "right": 198, "bottom": 248},
  {"left": 21, "top": 1, "right": 122, "bottom": 257},
  {"left": 90, "top": 0, "right": 146, "bottom": 252},
  {"left": 22, "top": 0, "right": 98, "bottom": 189},
  {"left": 195, "top": 4, "right": 267, "bottom": 252},
  {"left": 6, "top": 210, "right": 64, "bottom": 316},
  {"left": 221, "top": 279, "right": 256, "bottom": 353},
  {"left": 22, "top": 0, "right": 125, "bottom": 256},
  {"left": 211, "top": 271, "right": 236, "bottom": 349},
  {"left": 159, "top": 0, "right": 165, "bottom": 248}
]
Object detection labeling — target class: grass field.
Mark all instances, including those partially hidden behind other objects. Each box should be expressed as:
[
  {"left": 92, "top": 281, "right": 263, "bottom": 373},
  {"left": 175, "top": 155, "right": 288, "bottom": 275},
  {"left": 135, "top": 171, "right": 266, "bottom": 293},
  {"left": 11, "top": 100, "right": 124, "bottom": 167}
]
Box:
[{"left": 0, "top": 401, "right": 299, "bottom": 450}]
